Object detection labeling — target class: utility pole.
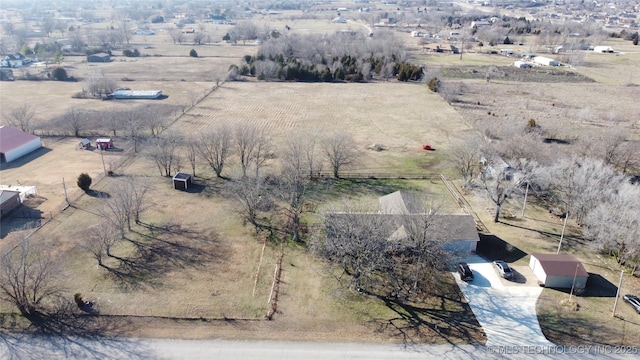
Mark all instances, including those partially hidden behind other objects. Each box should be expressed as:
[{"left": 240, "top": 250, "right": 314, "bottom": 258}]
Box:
[
  {"left": 521, "top": 181, "right": 529, "bottom": 217},
  {"left": 100, "top": 148, "right": 107, "bottom": 175},
  {"left": 613, "top": 270, "right": 624, "bottom": 318},
  {"left": 556, "top": 212, "right": 568, "bottom": 254},
  {"left": 62, "top": 177, "right": 69, "bottom": 207},
  {"left": 569, "top": 264, "right": 579, "bottom": 302}
]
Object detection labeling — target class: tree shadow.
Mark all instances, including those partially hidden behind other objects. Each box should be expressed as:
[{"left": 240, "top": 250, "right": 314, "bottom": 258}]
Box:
[
  {"left": 548, "top": 273, "right": 617, "bottom": 298},
  {"left": 97, "top": 222, "right": 221, "bottom": 290},
  {"left": 0, "top": 147, "right": 52, "bottom": 170},
  {"left": 86, "top": 190, "right": 111, "bottom": 198},
  {"left": 0, "top": 303, "right": 152, "bottom": 360},
  {"left": 499, "top": 220, "right": 586, "bottom": 247},
  {"left": 476, "top": 233, "right": 527, "bottom": 263},
  {"left": 183, "top": 183, "right": 206, "bottom": 194},
  {"left": 371, "top": 294, "right": 485, "bottom": 346}
]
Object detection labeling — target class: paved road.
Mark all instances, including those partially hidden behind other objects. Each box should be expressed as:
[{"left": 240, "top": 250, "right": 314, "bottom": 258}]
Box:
[{"left": 1, "top": 334, "right": 635, "bottom": 360}]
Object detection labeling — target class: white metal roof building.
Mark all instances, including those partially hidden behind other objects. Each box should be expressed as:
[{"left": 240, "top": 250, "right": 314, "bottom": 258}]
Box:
[{"left": 111, "top": 90, "right": 162, "bottom": 99}]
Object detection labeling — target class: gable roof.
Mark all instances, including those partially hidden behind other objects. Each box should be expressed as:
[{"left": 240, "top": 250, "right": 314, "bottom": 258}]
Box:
[
  {"left": 0, "top": 190, "right": 21, "bottom": 204},
  {"left": 379, "top": 191, "right": 425, "bottom": 214},
  {"left": 0, "top": 126, "right": 40, "bottom": 154},
  {"left": 531, "top": 253, "right": 589, "bottom": 278},
  {"left": 326, "top": 213, "right": 479, "bottom": 243}
]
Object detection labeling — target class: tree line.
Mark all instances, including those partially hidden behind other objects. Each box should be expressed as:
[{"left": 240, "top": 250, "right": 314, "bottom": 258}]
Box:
[
  {"left": 449, "top": 119, "right": 640, "bottom": 274},
  {"left": 230, "top": 31, "right": 423, "bottom": 83}
]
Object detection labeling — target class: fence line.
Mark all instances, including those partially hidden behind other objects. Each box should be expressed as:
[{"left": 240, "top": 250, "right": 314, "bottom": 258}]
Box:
[
  {"left": 314, "top": 172, "right": 441, "bottom": 180},
  {"left": 440, "top": 174, "right": 488, "bottom": 233}
]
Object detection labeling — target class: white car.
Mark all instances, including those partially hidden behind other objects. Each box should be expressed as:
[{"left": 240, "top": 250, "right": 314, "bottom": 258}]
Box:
[{"left": 493, "top": 260, "right": 513, "bottom": 280}]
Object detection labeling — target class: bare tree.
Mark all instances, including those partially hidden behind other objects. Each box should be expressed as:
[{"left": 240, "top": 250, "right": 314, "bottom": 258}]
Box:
[
  {"left": 184, "top": 135, "right": 199, "bottom": 176},
  {"left": 62, "top": 107, "right": 86, "bottom": 137},
  {"left": 0, "top": 238, "right": 62, "bottom": 317},
  {"left": 230, "top": 21, "right": 259, "bottom": 45},
  {"left": 103, "top": 107, "right": 124, "bottom": 137},
  {"left": 448, "top": 134, "right": 487, "bottom": 188},
  {"left": 234, "top": 123, "right": 258, "bottom": 177},
  {"left": 198, "top": 125, "right": 232, "bottom": 178},
  {"left": 99, "top": 177, "right": 149, "bottom": 236},
  {"left": 578, "top": 126, "right": 633, "bottom": 171},
  {"left": 539, "top": 155, "right": 626, "bottom": 225},
  {"left": 140, "top": 104, "right": 172, "bottom": 137},
  {"left": 318, "top": 201, "right": 448, "bottom": 299},
  {"left": 169, "top": 28, "right": 184, "bottom": 44},
  {"left": 279, "top": 136, "right": 313, "bottom": 242},
  {"left": 585, "top": 182, "right": 640, "bottom": 270},
  {"left": 84, "top": 221, "right": 118, "bottom": 268},
  {"left": 146, "top": 131, "right": 181, "bottom": 176},
  {"left": 6, "top": 103, "right": 37, "bottom": 133},
  {"left": 230, "top": 128, "right": 272, "bottom": 178},
  {"left": 193, "top": 32, "right": 206, "bottom": 45},
  {"left": 479, "top": 157, "right": 535, "bottom": 223},
  {"left": 300, "top": 131, "right": 323, "bottom": 178},
  {"left": 85, "top": 71, "right": 117, "bottom": 98},
  {"left": 230, "top": 176, "right": 274, "bottom": 232},
  {"left": 323, "top": 131, "right": 359, "bottom": 178},
  {"left": 251, "top": 129, "right": 273, "bottom": 178},
  {"left": 121, "top": 107, "right": 144, "bottom": 152}
]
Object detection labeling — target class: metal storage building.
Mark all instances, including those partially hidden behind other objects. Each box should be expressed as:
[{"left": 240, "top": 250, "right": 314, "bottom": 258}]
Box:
[
  {"left": 529, "top": 253, "right": 588, "bottom": 289},
  {"left": 0, "top": 126, "right": 42, "bottom": 163}
]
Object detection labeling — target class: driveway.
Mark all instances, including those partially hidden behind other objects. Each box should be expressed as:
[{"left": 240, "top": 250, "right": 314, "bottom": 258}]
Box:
[{"left": 454, "top": 255, "right": 555, "bottom": 347}]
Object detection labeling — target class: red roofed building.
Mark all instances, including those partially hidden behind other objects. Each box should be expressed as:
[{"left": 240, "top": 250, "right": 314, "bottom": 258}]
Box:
[
  {"left": 529, "top": 253, "right": 588, "bottom": 289},
  {"left": 0, "top": 126, "right": 42, "bottom": 163}
]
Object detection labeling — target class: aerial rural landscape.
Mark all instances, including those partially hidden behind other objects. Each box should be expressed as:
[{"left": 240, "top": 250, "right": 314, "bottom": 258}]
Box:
[{"left": 0, "top": 0, "right": 639, "bottom": 358}]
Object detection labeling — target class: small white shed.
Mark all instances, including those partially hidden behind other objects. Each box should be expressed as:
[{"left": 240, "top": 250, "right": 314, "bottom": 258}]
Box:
[
  {"left": 513, "top": 61, "right": 532, "bottom": 68},
  {"left": 529, "top": 253, "right": 588, "bottom": 289},
  {"left": 533, "top": 56, "right": 559, "bottom": 66},
  {"left": 593, "top": 46, "right": 614, "bottom": 53}
]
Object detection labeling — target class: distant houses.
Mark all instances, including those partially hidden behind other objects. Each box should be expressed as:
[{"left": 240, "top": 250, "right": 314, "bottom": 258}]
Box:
[{"left": 1, "top": 53, "right": 33, "bottom": 68}]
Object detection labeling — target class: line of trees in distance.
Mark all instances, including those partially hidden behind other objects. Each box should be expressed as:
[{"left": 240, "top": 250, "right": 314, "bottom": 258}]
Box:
[{"left": 230, "top": 31, "right": 423, "bottom": 83}]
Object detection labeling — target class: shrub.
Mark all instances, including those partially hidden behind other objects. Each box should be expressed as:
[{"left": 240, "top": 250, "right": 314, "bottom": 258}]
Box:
[
  {"left": 74, "top": 293, "right": 85, "bottom": 308},
  {"left": 123, "top": 48, "right": 140, "bottom": 57},
  {"left": 189, "top": 49, "right": 198, "bottom": 57},
  {"left": 77, "top": 173, "right": 92, "bottom": 191},
  {"left": 427, "top": 77, "right": 440, "bottom": 92},
  {"left": 51, "top": 67, "right": 68, "bottom": 81}
]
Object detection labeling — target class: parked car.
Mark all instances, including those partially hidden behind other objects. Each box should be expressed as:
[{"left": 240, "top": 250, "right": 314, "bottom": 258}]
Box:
[
  {"left": 456, "top": 262, "right": 474, "bottom": 282},
  {"left": 493, "top": 260, "right": 513, "bottom": 280},
  {"left": 623, "top": 294, "right": 640, "bottom": 313}
]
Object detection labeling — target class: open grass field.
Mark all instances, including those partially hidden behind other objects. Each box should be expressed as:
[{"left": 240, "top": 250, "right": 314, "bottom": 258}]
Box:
[{"left": 180, "top": 81, "right": 470, "bottom": 174}]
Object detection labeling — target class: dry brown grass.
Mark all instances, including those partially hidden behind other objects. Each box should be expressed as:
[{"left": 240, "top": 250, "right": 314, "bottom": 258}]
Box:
[{"left": 179, "top": 81, "right": 471, "bottom": 173}]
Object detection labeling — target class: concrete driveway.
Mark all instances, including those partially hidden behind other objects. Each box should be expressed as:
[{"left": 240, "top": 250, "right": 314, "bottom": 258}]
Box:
[{"left": 454, "top": 255, "right": 555, "bottom": 347}]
